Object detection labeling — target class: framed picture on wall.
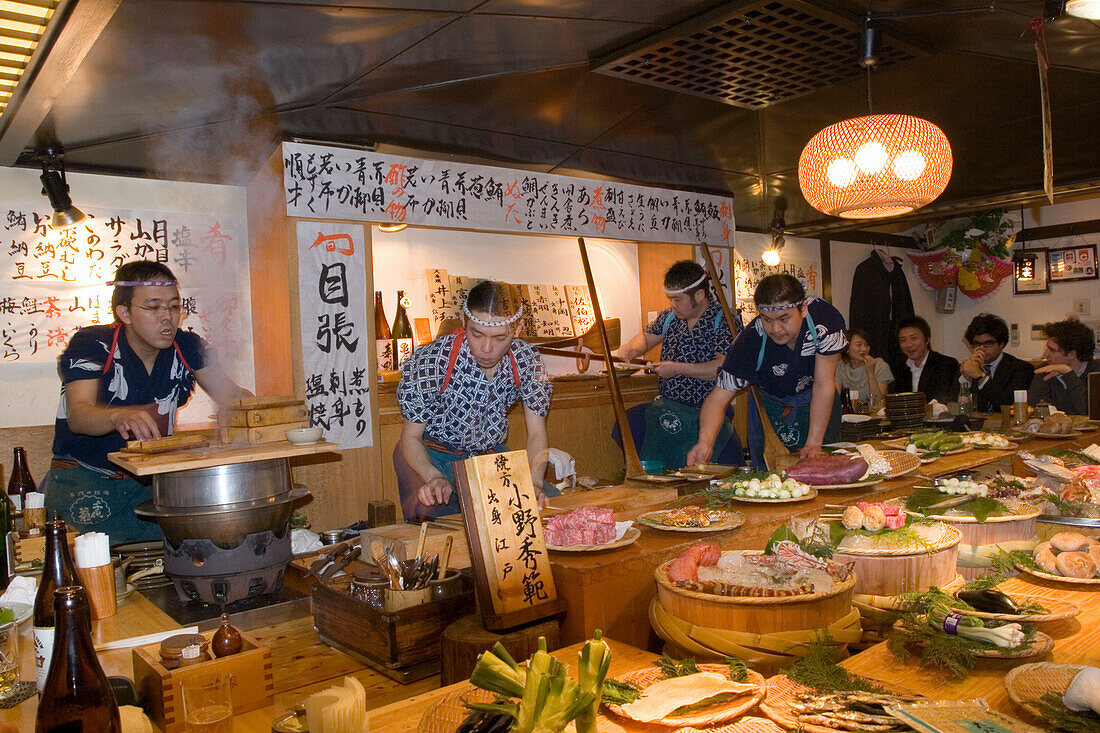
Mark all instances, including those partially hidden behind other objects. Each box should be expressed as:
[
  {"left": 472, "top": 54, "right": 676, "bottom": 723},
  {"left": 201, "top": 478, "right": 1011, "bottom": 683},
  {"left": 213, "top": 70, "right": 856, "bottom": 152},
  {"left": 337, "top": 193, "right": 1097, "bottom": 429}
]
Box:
[
  {"left": 1013, "top": 247, "right": 1049, "bottom": 294},
  {"left": 1048, "top": 244, "right": 1098, "bottom": 283}
]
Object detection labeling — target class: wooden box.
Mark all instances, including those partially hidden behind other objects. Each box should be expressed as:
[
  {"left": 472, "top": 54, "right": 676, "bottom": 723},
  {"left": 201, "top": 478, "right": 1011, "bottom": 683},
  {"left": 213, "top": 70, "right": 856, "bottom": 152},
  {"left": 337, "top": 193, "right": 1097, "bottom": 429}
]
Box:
[
  {"left": 360, "top": 523, "right": 471, "bottom": 569},
  {"left": 311, "top": 573, "right": 476, "bottom": 682},
  {"left": 13, "top": 530, "right": 76, "bottom": 565},
  {"left": 132, "top": 629, "right": 273, "bottom": 733}
]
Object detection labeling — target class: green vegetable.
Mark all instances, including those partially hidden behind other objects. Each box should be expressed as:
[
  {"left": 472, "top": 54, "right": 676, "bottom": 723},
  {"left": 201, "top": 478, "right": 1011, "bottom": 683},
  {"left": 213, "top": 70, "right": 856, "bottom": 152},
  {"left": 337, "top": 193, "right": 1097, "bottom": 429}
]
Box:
[
  {"left": 0, "top": 607, "right": 13, "bottom": 624},
  {"left": 668, "top": 692, "right": 741, "bottom": 716},
  {"left": 723, "top": 656, "right": 749, "bottom": 683},
  {"left": 1038, "top": 692, "right": 1100, "bottom": 733},
  {"left": 653, "top": 654, "right": 700, "bottom": 678},
  {"left": 600, "top": 679, "right": 642, "bottom": 706},
  {"left": 470, "top": 642, "right": 526, "bottom": 699},
  {"left": 904, "top": 488, "right": 1008, "bottom": 522},
  {"left": 927, "top": 602, "right": 1026, "bottom": 648},
  {"left": 786, "top": 632, "right": 885, "bottom": 693},
  {"left": 574, "top": 630, "right": 611, "bottom": 733}
]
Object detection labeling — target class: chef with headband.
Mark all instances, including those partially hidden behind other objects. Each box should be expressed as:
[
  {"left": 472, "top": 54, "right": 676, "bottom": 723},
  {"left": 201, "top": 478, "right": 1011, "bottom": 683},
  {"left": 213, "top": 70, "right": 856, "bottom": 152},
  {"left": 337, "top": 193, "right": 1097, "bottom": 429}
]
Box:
[
  {"left": 43, "top": 260, "right": 251, "bottom": 543},
  {"left": 687, "top": 273, "right": 847, "bottom": 469},
  {"left": 616, "top": 260, "right": 743, "bottom": 468},
  {"left": 394, "top": 280, "right": 553, "bottom": 519}
]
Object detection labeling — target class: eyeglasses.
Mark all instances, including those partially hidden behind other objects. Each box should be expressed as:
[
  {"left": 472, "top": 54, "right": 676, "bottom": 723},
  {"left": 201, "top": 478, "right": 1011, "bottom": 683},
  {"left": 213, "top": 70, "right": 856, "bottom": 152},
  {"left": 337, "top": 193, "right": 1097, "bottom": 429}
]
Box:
[
  {"left": 133, "top": 304, "right": 183, "bottom": 317},
  {"left": 970, "top": 338, "right": 999, "bottom": 347}
]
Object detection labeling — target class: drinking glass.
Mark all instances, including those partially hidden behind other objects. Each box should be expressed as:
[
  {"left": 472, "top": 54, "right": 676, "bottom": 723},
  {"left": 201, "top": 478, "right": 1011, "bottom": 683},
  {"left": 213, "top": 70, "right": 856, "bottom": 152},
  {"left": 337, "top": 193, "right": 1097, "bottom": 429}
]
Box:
[
  {"left": 181, "top": 672, "right": 233, "bottom": 733},
  {"left": 0, "top": 621, "right": 18, "bottom": 696}
]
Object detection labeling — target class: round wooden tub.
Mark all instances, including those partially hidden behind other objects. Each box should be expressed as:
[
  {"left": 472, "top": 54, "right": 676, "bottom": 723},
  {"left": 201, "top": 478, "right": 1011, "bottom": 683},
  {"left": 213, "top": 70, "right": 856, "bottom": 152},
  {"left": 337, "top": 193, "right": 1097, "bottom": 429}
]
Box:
[
  {"left": 654, "top": 551, "right": 857, "bottom": 636},
  {"left": 928, "top": 502, "right": 1041, "bottom": 579},
  {"left": 831, "top": 525, "right": 961, "bottom": 597}
]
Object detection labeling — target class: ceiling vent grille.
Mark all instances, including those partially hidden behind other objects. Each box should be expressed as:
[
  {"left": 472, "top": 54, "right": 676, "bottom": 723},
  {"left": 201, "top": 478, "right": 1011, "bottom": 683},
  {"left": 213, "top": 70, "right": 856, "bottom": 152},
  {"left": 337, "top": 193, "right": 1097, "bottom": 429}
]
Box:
[{"left": 594, "top": 0, "right": 922, "bottom": 110}]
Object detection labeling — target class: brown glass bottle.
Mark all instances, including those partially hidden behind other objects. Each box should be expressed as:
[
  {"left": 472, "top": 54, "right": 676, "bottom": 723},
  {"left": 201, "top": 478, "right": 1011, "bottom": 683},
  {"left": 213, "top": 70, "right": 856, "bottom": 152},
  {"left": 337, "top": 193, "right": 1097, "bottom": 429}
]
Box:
[
  {"left": 7, "top": 446, "right": 36, "bottom": 511},
  {"left": 375, "top": 291, "right": 394, "bottom": 371},
  {"left": 392, "top": 290, "right": 414, "bottom": 367},
  {"left": 33, "top": 512, "right": 81, "bottom": 692},
  {"left": 35, "top": 586, "right": 121, "bottom": 733}
]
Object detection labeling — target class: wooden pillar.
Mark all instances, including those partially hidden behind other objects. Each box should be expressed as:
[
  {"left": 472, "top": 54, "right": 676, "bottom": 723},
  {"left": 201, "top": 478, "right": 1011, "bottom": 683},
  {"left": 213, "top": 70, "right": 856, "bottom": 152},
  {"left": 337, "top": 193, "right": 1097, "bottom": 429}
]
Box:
[{"left": 820, "top": 236, "right": 832, "bottom": 304}]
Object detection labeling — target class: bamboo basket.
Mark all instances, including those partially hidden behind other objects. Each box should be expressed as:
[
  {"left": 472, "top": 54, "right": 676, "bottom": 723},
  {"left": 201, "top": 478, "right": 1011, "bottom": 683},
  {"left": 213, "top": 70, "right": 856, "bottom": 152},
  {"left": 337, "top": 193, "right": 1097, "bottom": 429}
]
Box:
[
  {"left": 654, "top": 552, "right": 857, "bottom": 636},
  {"left": 831, "top": 525, "right": 961, "bottom": 597},
  {"left": 1003, "top": 662, "right": 1086, "bottom": 719}
]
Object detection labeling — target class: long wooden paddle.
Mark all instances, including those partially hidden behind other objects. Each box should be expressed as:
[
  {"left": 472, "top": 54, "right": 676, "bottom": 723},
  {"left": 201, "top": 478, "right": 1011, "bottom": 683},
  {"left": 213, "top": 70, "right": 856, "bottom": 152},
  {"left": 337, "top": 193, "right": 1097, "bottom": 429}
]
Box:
[
  {"left": 698, "top": 243, "right": 790, "bottom": 470},
  {"left": 578, "top": 237, "right": 644, "bottom": 479}
]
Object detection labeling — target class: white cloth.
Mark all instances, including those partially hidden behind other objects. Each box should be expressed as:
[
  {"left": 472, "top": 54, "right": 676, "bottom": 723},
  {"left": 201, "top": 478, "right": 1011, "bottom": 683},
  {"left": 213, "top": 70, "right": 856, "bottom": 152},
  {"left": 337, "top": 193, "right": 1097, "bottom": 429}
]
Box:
[
  {"left": 291, "top": 528, "right": 323, "bottom": 555},
  {"left": 0, "top": 575, "right": 37, "bottom": 606}
]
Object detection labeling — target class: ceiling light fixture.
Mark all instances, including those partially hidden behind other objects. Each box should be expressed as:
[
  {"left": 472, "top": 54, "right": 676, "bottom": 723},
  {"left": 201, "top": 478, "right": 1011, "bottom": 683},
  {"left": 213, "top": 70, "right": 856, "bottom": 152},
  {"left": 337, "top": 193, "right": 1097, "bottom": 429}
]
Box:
[
  {"left": 762, "top": 196, "right": 787, "bottom": 266},
  {"left": 37, "top": 147, "right": 85, "bottom": 230},
  {"left": 377, "top": 222, "right": 407, "bottom": 233},
  {"left": 0, "top": 1, "right": 56, "bottom": 118},
  {"left": 797, "top": 24, "right": 953, "bottom": 220},
  {"left": 1065, "top": 0, "right": 1100, "bottom": 19}
]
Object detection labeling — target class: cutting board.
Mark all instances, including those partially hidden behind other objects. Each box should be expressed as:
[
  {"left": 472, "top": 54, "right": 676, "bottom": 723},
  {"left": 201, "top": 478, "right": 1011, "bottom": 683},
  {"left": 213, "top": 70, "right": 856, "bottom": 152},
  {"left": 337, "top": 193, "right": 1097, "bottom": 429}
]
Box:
[
  {"left": 361, "top": 523, "right": 472, "bottom": 570},
  {"left": 541, "top": 485, "right": 678, "bottom": 517}
]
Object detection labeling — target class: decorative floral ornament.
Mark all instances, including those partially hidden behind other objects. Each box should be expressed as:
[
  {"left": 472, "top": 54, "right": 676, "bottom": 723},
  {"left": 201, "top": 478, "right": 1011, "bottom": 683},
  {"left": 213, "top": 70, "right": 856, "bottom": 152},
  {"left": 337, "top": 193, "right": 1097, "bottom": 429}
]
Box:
[{"left": 907, "top": 210, "right": 1017, "bottom": 300}]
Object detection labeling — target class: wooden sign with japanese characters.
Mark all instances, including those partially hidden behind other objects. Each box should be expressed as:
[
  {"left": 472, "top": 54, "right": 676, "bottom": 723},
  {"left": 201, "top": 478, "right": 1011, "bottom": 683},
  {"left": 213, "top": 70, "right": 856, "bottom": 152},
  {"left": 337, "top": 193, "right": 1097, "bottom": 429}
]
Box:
[
  {"left": 453, "top": 450, "right": 563, "bottom": 630},
  {"left": 283, "top": 141, "right": 734, "bottom": 245}
]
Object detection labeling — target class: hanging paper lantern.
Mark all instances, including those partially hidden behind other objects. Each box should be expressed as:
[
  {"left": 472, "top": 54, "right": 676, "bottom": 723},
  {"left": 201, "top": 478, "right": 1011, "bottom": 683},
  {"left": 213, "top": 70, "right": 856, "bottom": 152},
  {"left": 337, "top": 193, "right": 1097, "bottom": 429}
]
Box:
[{"left": 799, "top": 115, "right": 953, "bottom": 219}]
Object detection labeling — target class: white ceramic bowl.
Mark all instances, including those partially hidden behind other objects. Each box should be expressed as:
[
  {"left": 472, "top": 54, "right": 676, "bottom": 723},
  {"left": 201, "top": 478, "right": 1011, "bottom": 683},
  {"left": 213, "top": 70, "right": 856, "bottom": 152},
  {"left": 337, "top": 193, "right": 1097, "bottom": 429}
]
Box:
[{"left": 285, "top": 427, "right": 323, "bottom": 445}]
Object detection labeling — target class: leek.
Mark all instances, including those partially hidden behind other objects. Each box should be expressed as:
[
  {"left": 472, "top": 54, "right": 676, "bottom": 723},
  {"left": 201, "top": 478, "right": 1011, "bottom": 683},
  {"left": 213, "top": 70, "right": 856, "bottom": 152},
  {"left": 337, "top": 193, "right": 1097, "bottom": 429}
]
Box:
[
  {"left": 927, "top": 602, "right": 1026, "bottom": 649},
  {"left": 469, "top": 643, "right": 526, "bottom": 699},
  {"left": 575, "top": 630, "right": 611, "bottom": 733}
]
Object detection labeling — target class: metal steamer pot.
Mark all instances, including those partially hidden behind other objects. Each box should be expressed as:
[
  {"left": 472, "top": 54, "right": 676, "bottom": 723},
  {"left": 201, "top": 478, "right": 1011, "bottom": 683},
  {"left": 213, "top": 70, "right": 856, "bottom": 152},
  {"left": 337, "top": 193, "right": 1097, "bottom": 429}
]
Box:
[{"left": 135, "top": 459, "right": 308, "bottom": 548}]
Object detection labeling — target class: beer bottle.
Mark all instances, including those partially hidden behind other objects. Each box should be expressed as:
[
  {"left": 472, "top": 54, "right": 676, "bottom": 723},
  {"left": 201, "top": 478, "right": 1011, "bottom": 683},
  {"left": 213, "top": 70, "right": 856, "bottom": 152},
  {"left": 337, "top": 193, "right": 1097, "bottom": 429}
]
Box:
[
  {"left": 7, "top": 446, "right": 36, "bottom": 512},
  {"left": 0, "top": 492, "right": 10, "bottom": 592},
  {"left": 375, "top": 291, "right": 394, "bottom": 371},
  {"left": 392, "top": 290, "right": 414, "bottom": 368},
  {"left": 35, "top": 586, "right": 121, "bottom": 733},
  {"left": 33, "top": 512, "right": 81, "bottom": 691}
]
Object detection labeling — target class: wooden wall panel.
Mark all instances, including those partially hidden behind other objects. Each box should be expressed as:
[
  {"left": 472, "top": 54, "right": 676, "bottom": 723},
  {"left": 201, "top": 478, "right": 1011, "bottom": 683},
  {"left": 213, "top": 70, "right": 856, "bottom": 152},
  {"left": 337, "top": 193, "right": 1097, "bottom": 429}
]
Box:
[
  {"left": 635, "top": 242, "right": 692, "bottom": 361},
  {"left": 246, "top": 147, "right": 293, "bottom": 396},
  {"left": 0, "top": 426, "right": 55, "bottom": 487}
]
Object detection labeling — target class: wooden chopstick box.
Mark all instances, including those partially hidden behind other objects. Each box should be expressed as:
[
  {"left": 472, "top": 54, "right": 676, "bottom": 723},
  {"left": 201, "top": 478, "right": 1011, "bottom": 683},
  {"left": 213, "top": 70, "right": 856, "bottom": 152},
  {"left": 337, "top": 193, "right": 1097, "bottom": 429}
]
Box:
[
  {"left": 310, "top": 573, "right": 475, "bottom": 683},
  {"left": 131, "top": 628, "right": 273, "bottom": 733}
]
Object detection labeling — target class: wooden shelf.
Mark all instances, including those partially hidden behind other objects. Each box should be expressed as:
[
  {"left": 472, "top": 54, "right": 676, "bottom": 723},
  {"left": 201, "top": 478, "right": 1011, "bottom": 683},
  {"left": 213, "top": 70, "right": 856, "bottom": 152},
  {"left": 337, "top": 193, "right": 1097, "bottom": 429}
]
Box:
[{"left": 109, "top": 439, "right": 338, "bottom": 475}]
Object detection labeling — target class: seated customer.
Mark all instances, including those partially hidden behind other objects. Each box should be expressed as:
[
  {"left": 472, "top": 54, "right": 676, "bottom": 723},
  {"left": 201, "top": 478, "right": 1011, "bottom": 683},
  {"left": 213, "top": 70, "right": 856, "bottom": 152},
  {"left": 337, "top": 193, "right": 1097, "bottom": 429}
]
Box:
[
  {"left": 891, "top": 315, "right": 959, "bottom": 404},
  {"left": 836, "top": 328, "right": 893, "bottom": 408},
  {"left": 1029, "top": 318, "right": 1099, "bottom": 415},
  {"left": 959, "top": 313, "right": 1034, "bottom": 413}
]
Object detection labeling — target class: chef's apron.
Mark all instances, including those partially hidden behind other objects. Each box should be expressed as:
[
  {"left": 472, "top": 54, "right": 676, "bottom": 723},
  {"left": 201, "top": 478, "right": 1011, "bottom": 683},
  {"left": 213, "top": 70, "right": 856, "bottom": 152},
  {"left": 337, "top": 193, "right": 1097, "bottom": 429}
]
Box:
[
  {"left": 640, "top": 397, "right": 732, "bottom": 471},
  {"left": 745, "top": 310, "right": 841, "bottom": 469}
]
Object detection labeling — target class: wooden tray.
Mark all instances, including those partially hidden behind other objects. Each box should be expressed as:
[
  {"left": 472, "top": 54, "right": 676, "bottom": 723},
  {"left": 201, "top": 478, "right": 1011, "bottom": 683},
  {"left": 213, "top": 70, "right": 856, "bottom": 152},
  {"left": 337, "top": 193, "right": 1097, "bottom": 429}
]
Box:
[
  {"left": 603, "top": 663, "right": 766, "bottom": 728},
  {"left": 882, "top": 438, "right": 972, "bottom": 456},
  {"left": 638, "top": 510, "right": 746, "bottom": 533},
  {"left": 1016, "top": 430, "right": 1083, "bottom": 439},
  {"left": 911, "top": 501, "right": 1042, "bottom": 524},
  {"left": 1003, "top": 662, "right": 1086, "bottom": 718},
  {"left": 546, "top": 526, "right": 640, "bottom": 552},
  {"left": 726, "top": 488, "right": 818, "bottom": 504},
  {"left": 109, "top": 439, "right": 337, "bottom": 475},
  {"left": 759, "top": 674, "right": 919, "bottom": 733},
  {"left": 1014, "top": 563, "right": 1100, "bottom": 584},
  {"left": 805, "top": 478, "right": 884, "bottom": 491},
  {"left": 892, "top": 620, "right": 1056, "bottom": 660}
]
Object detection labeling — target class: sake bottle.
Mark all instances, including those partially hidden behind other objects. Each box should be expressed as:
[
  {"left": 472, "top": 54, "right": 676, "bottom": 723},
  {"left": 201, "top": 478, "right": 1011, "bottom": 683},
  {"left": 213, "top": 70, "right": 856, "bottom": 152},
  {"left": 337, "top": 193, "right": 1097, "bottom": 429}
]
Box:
[
  {"left": 34, "top": 513, "right": 81, "bottom": 691},
  {"left": 35, "top": 586, "right": 121, "bottom": 733},
  {"left": 7, "top": 446, "right": 35, "bottom": 512},
  {"left": 392, "top": 290, "right": 414, "bottom": 368},
  {"left": 375, "top": 291, "right": 394, "bottom": 371}
]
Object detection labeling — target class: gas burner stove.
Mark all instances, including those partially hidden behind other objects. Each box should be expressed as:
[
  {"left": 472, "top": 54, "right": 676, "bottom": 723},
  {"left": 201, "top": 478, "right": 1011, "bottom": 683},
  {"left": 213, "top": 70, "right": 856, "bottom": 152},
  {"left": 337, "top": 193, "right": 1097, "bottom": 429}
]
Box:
[
  {"left": 140, "top": 582, "right": 310, "bottom": 629},
  {"left": 162, "top": 528, "right": 292, "bottom": 605}
]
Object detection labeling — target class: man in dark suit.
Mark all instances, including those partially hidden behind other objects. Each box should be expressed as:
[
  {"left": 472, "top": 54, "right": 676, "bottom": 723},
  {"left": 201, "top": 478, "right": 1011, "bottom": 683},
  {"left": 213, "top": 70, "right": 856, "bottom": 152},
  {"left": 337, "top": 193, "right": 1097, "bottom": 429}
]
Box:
[
  {"left": 1028, "top": 318, "right": 1099, "bottom": 415},
  {"left": 891, "top": 315, "right": 960, "bottom": 404},
  {"left": 960, "top": 313, "right": 1034, "bottom": 413}
]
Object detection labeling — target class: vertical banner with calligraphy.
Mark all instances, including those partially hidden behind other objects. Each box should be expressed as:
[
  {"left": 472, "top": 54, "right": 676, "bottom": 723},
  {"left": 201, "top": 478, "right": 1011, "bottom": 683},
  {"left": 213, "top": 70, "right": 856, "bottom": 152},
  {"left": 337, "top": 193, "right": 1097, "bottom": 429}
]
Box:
[
  {"left": 453, "top": 449, "right": 561, "bottom": 630},
  {"left": 733, "top": 252, "right": 820, "bottom": 319},
  {"left": 297, "top": 222, "right": 372, "bottom": 449}
]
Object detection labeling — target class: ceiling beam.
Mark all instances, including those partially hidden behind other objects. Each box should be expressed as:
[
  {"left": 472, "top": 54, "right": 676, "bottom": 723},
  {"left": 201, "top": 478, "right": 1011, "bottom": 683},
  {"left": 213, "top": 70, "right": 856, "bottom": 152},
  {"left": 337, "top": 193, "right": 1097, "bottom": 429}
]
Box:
[
  {"left": 1016, "top": 218, "right": 1100, "bottom": 243},
  {"left": 0, "top": 0, "right": 122, "bottom": 165}
]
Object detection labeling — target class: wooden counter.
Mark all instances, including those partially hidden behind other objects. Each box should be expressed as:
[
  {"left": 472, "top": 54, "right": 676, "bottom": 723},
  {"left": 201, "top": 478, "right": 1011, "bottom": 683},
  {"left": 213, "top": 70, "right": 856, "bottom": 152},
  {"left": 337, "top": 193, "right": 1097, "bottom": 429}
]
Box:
[{"left": 548, "top": 430, "right": 1100, "bottom": 649}]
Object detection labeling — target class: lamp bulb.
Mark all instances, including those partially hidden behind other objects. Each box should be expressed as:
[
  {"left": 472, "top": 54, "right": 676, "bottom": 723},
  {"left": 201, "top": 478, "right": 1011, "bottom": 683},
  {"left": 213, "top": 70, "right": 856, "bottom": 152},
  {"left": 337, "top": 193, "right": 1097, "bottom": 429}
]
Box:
[
  {"left": 762, "top": 248, "right": 781, "bottom": 267},
  {"left": 826, "top": 157, "right": 857, "bottom": 188},
  {"left": 854, "top": 141, "right": 888, "bottom": 174}
]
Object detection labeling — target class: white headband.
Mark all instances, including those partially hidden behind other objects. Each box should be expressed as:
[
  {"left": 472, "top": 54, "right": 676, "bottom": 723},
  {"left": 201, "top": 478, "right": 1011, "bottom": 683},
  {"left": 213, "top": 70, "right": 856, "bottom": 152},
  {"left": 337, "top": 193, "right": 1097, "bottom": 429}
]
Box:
[
  {"left": 663, "top": 272, "right": 708, "bottom": 296},
  {"left": 757, "top": 299, "right": 805, "bottom": 313},
  {"left": 462, "top": 301, "right": 525, "bottom": 327}
]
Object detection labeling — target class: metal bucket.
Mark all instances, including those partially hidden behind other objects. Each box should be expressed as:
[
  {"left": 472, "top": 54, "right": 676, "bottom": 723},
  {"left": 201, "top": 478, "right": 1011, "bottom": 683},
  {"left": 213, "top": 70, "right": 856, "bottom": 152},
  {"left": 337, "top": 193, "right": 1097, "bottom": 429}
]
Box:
[
  {"left": 135, "top": 487, "right": 308, "bottom": 549},
  {"left": 152, "top": 459, "right": 291, "bottom": 509}
]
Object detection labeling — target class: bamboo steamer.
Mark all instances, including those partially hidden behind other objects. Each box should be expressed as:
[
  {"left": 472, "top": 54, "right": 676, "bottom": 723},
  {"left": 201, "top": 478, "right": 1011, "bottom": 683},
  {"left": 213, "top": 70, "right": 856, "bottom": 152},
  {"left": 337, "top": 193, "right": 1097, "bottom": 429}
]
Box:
[
  {"left": 831, "top": 525, "right": 961, "bottom": 597},
  {"left": 654, "top": 551, "right": 857, "bottom": 636}
]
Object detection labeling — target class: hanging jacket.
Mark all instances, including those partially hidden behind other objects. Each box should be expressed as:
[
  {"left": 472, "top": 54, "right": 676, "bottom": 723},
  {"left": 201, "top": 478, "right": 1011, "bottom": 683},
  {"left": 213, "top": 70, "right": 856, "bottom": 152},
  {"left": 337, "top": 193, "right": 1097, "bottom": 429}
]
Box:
[{"left": 848, "top": 252, "right": 915, "bottom": 369}]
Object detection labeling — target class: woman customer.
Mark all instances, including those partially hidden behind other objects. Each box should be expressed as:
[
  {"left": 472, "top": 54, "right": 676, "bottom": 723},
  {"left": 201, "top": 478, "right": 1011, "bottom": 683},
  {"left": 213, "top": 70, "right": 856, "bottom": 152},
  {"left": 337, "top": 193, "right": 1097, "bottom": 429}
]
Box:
[{"left": 836, "top": 328, "right": 893, "bottom": 409}]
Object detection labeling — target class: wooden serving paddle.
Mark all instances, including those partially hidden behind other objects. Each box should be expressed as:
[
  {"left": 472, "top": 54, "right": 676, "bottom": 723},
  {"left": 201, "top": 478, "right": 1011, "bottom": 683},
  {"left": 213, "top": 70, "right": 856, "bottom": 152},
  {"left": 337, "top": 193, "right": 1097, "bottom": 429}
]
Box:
[
  {"left": 578, "top": 237, "right": 644, "bottom": 479},
  {"left": 699, "top": 242, "right": 790, "bottom": 471}
]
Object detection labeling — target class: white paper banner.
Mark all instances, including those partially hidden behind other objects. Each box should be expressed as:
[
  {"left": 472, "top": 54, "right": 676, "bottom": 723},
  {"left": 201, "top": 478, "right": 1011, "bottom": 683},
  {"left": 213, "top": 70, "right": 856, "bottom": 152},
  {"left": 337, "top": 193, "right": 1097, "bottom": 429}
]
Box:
[
  {"left": 283, "top": 142, "right": 734, "bottom": 245},
  {"left": 733, "top": 253, "right": 821, "bottom": 319},
  {"left": 296, "top": 221, "right": 372, "bottom": 449}
]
